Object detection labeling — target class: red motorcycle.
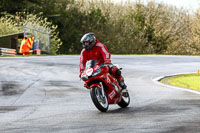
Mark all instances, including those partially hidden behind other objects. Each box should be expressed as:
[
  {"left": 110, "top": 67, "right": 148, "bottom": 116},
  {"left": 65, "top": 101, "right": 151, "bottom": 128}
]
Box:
[{"left": 81, "top": 60, "right": 130, "bottom": 112}]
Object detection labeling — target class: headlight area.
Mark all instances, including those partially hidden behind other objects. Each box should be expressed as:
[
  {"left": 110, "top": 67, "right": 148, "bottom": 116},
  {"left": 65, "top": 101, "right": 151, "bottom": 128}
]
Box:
[
  {"left": 92, "top": 68, "right": 101, "bottom": 76},
  {"left": 81, "top": 75, "right": 88, "bottom": 81}
]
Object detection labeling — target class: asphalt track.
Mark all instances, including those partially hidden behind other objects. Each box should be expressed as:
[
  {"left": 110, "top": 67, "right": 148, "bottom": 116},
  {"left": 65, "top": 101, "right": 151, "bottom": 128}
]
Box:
[{"left": 0, "top": 55, "right": 200, "bottom": 133}]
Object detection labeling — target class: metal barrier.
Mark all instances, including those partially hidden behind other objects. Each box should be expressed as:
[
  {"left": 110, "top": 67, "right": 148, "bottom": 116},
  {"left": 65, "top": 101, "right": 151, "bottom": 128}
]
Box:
[{"left": 0, "top": 48, "right": 16, "bottom": 56}]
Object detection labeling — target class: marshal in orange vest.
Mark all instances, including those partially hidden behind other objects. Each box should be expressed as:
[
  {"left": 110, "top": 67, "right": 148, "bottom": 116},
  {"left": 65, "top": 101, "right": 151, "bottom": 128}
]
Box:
[{"left": 19, "top": 37, "right": 34, "bottom": 55}]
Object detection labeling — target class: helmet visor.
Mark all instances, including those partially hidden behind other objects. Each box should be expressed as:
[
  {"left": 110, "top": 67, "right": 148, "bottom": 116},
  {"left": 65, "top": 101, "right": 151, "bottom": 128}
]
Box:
[
  {"left": 82, "top": 41, "right": 90, "bottom": 49},
  {"left": 83, "top": 41, "right": 89, "bottom": 46}
]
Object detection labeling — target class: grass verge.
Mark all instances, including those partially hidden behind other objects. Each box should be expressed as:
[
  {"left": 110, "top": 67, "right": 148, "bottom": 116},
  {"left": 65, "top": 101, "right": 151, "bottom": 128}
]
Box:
[{"left": 160, "top": 74, "right": 200, "bottom": 91}]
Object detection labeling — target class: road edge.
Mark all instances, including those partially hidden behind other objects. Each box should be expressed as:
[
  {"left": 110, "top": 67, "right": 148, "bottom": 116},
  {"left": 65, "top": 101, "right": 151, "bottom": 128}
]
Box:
[{"left": 152, "top": 72, "right": 200, "bottom": 95}]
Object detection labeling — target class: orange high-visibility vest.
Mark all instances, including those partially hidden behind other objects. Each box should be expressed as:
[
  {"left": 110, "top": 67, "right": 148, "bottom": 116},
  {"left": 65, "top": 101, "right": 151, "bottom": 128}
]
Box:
[{"left": 20, "top": 39, "right": 30, "bottom": 54}]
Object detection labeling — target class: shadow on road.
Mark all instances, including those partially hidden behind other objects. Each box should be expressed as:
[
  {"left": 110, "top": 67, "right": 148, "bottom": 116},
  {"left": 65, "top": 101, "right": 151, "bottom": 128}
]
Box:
[
  {"left": 104, "top": 107, "right": 132, "bottom": 114},
  {"left": 0, "top": 81, "right": 20, "bottom": 96}
]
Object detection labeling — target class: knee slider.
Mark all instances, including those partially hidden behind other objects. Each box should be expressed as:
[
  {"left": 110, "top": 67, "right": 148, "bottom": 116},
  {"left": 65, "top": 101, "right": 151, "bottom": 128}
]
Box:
[{"left": 115, "top": 69, "right": 121, "bottom": 76}]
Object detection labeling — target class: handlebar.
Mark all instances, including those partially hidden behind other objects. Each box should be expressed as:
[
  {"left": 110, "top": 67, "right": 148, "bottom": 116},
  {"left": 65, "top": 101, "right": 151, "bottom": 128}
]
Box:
[{"left": 100, "top": 64, "right": 113, "bottom": 67}]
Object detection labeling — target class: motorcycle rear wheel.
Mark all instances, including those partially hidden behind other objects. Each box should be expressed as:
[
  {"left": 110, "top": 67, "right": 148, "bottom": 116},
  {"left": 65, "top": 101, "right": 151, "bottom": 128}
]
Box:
[
  {"left": 118, "top": 91, "right": 130, "bottom": 108},
  {"left": 90, "top": 86, "right": 109, "bottom": 112}
]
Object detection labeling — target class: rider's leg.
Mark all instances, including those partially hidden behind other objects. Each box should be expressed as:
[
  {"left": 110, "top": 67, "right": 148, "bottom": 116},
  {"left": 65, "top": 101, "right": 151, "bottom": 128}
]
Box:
[
  {"left": 110, "top": 66, "right": 127, "bottom": 90},
  {"left": 116, "top": 75, "right": 127, "bottom": 90}
]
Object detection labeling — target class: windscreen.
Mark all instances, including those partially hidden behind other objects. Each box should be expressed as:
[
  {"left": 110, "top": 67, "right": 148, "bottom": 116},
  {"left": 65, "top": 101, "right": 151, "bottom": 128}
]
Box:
[{"left": 85, "top": 60, "right": 99, "bottom": 69}]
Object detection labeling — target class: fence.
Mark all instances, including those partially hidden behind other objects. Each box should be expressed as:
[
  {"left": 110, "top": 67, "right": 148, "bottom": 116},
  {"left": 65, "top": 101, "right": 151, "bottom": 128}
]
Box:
[
  {"left": 0, "top": 48, "right": 16, "bottom": 56},
  {"left": 23, "top": 22, "right": 52, "bottom": 53}
]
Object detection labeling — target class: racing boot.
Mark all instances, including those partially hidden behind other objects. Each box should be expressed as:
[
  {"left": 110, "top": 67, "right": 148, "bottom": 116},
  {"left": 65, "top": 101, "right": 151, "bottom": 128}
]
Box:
[{"left": 117, "top": 77, "right": 128, "bottom": 97}]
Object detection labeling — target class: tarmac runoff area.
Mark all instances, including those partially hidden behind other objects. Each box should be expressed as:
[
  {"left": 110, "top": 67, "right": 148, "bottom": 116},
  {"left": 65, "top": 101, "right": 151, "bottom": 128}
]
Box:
[{"left": 0, "top": 55, "right": 200, "bottom": 133}]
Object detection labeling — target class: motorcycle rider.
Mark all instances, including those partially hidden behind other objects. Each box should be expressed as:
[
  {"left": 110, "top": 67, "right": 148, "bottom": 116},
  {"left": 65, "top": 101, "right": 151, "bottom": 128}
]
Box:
[{"left": 79, "top": 32, "right": 127, "bottom": 93}]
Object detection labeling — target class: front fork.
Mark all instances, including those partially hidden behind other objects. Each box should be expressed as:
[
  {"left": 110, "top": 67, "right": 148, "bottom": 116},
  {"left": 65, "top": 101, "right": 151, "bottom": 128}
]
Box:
[
  {"left": 100, "top": 82, "right": 106, "bottom": 98},
  {"left": 90, "top": 82, "right": 106, "bottom": 99}
]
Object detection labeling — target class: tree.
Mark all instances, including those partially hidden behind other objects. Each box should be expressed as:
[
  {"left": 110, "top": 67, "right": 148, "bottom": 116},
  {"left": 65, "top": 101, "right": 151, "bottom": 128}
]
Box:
[{"left": 0, "top": 0, "right": 41, "bottom": 16}]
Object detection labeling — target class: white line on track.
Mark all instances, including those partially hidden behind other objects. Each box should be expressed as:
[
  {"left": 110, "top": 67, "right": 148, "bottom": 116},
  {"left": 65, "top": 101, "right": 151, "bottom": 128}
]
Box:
[{"left": 152, "top": 72, "right": 200, "bottom": 95}]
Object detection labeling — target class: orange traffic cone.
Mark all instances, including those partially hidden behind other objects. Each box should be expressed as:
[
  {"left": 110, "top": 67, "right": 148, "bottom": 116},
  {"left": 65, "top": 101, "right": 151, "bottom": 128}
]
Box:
[{"left": 197, "top": 69, "right": 199, "bottom": 74}]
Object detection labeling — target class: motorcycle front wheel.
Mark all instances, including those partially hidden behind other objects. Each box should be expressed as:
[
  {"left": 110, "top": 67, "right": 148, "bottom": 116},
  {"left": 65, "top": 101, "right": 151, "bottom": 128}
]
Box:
[
  {"left": 118, "top": 91, "right": 130, "bottom": 108},
  {"left": 90, "top": 86, "right": 109, "bottom": 112}
]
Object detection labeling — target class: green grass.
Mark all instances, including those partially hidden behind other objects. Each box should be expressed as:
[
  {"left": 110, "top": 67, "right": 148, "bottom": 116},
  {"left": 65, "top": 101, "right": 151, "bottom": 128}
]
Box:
[{"left": 160, "top": 74, "right": 200, "bottom": 91}]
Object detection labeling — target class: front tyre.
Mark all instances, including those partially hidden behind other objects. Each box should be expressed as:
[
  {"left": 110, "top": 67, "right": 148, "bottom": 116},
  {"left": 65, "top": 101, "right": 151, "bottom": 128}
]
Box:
[
  {"left": 90, "top": 86, "right": 109, "bottom": 112},
  {"left": 118, "top": 92, "right": 130, "bottom": 108}
]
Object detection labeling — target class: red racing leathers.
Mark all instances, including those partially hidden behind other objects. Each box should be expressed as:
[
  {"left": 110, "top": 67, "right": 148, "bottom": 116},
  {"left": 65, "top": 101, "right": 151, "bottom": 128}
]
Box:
[
  {"left": 79, "top": 40, "right": 124, "bottom": 83},
  {"left": 80, "top": 40, "right": 111, "bottom": 72}
]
